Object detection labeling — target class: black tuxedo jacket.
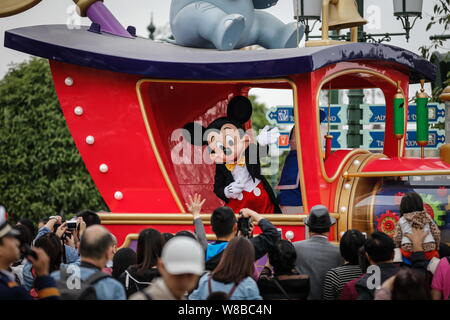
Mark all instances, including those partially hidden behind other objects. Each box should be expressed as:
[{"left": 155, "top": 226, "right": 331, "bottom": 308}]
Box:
[{"left": 213, "top": 143, "right": 281, "bottom": 213}]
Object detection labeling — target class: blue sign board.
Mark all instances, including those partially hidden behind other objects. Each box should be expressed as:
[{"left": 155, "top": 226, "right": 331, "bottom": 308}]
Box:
[
  {"left": 364, "top": 103, "right": 445, "bottom": 124},
  {"left": 319, "top": 105, "right": 345, "bottom": 124},
  {"left": 266, "top": 105, "right": 346, "bottom": 125},
  {"left": 277, "top": 131, "right": 291, "bottom": 149},
  {"left": 266, "top": 106, "right": 294, "bottom": 124},
  {"left": 329, "top": 131, "right": 342, "bottom": 149},
  {"left": 367, "top": 130, "right": 445, "bottom": 149}
]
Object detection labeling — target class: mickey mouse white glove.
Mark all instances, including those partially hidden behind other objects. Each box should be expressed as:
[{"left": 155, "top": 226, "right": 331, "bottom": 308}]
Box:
[
  {"left": 257, "top": 126, "right": 280, "bottom": 146},
  {"left": 224, "top": 181, "right": 245, "bottom": 199}
]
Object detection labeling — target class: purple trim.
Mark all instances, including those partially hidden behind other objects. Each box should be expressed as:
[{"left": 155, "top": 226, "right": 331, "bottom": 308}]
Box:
[
  {"left": 4, "top": 25, "right": 436, "bottom": 82},
  {"left": 86, "top": 1, "right": 132, "bottom": 38}
]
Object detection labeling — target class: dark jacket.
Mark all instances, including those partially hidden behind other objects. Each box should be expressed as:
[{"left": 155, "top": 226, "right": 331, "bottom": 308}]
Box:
[
  {"left": 201, "top": 218, "right": 280, "bottom": 271},
  {"left": 356, "top": 251, "right": 429, "bottom": 300},
  {"left": 257, "top": 267, "right": 310, "bottom": 300},
  {"left": 0, "top": 270, "right": 59, "bottom": 300},
  {"left": 213, "top": 144, "right": 281, "bottom": 213},
  {"left": 118, "top": 266, "right": 160, "bottom": 298},
  {"left": 356, "top": 263, "right": 399, "bottom": 300}
]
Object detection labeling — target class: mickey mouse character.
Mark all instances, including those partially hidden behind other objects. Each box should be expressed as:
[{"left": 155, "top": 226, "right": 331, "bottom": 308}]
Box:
[{"left": 184, "top": 96, "right": 281, "bottom": 214}]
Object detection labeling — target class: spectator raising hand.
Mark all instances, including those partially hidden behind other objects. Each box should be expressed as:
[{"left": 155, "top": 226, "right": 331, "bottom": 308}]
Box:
[
  {"left": 186, "top": 193, "right": 206, "bottom": 219},
  {"left": 187, "top": 194, "right": 208, "bottom": 251}
]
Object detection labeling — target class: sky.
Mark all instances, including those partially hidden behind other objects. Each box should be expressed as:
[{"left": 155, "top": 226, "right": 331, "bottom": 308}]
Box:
[{"left": 0, "top": 0, "right": 447, "bottom": 107}]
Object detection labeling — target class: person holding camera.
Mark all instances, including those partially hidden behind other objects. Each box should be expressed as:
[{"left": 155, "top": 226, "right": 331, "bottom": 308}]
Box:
[
  {"left": 34, "top": 215, "right": 84, "bottom": 264},
  {"left": 0, "top": 207, "right": 60, "bottom": 300},
  {"left": 187, "top": 194, "right": 280, "bottom": 271}
]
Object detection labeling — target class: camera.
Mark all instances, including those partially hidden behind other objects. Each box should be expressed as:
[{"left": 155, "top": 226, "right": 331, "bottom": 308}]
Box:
[
  {"left": 20, "top": 243, "right": 38, "bottom": 260},
  {"left": 66, "top": 221, "right": 77, "bottom": 230},
  {"left": 237, "top": 213, "right": 252, "bottom": 238}
]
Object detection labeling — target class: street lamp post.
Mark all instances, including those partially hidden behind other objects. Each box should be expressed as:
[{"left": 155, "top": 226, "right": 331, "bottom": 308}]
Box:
[{"left": 347, "top": 0, "right": 365, "bottom": 149}]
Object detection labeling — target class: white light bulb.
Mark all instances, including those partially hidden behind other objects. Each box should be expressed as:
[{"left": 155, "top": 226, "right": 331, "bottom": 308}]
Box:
[
  {"left": 74, "top": 106, "right": 83, "bottom": 116},
  {"left": 86, "top": 136, "right": 95, "bottom": 145},
  {"left": 65, "top": 77, "right": 74, "bottom": 86},
  {"left": 285, "top": 231, "right": 295, "bottom": 240},
  {"left": 99, "top": 164, "right": 109, "bottom": 173},
  {"left": 344, "top": 183, "right": 351, "bottom": 190},
  {"left": 114, "top": 191, "right": 123, "bottom": 200},
  {"left": 353, "top": 160, "right": 361, "bottom": 166},
  {"left": 340, "top": 206, "right": 347, "bottom": 213}
]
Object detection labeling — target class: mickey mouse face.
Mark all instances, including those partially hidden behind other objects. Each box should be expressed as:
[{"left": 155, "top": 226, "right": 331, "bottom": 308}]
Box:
[
  {"left": 184, "top": 96, "right": 253, "bottom": 164},
  {"left": 205, "top": 123, "right": 250, "bottom": 164}
]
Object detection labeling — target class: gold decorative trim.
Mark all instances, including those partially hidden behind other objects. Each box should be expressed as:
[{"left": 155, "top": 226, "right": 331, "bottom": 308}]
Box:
[
  {"left": 99, "top": 213, "right": 340, "bottom": 226},
  {"left": 337, "top": 154, "right": 371, "bottom": 237},
  {"left": 347, "top": 153, "right": 383, "bottom": 231},
  {"left": 368, "top": 180, "right": 382, "bottom": 234},
  {"left": 343, "top": 170, "right": 450, "bottom": 178},
  {"left": 136, "top": 80, "right": 186, "bottom": 213},
  {"left": 323, "top": 149, "right": 370, "bottom": 183},
  {"left": 135, "top": 78, "right": 309, "bottom": 212},
  {"left": 316, "top": 68, "right": 407, "bottom": 183}
]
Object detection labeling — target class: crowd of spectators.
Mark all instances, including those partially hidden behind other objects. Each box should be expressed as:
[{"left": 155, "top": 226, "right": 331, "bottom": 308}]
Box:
[{"left": 0, "top": 192, "right": 449, "bottom": 300}]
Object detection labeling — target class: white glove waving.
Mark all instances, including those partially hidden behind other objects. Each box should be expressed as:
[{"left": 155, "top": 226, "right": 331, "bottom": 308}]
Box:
[
  {"left": 224, "top": 181, "right": 245, "bottom": 199},
  {"left": 257, "top": 126, "right": 280, "bottom": 146}
]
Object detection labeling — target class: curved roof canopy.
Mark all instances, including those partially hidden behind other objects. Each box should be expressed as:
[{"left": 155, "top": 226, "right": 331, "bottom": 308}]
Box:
[{"left": 4, "top": 24, "right": 435, "bottom": 82}]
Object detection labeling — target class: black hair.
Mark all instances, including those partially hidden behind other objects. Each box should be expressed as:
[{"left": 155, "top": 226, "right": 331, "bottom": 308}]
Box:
[
  {"left": 268, "top": 240, "right": 297, "bottom": 276},
  {"left": 17, "top": 219, "right": 36, "bottom": 238},
  {"left": 340, "top": 229, "right": 366, "bottom": 265},
  {"left": 13, "top": 224, "right": 33, "bottom": 247},
  {"left": 112, "top": 248, "right": 137, "bottom": 279},
  {"left": 34, "top": 233, "right": 63, "bottom": 273},
  {"left": 175, "top": 230, "right": 197, "bottom": 240},
  {"left": 391, "top": 268, "right": 431, "bottom": 300},
  {"left": 289, "top": 126, "right": 295, "bottom": 139},
  {"left": 400, "top": 192, "right": 424, "bottom": 216},
  {"left": 134, "top": 228, "right": 162, "bottom": 275},
  {"left": 79, "top": 231, "right": 114, "bottom": 260},
  {"left": 439, "top": 242, "right": 450, "bottom": 258},
  {"left": 77, "top": 210, "right": 101, "bottom": 227},
  {"left": 364, "top": 231, "right": 395, "bottom": 263},
  {"left": 358, "top": 246, "right": 370, "bottom": 273},
  {"left": 162, "top": 232, "right": 174, "bottom": 246},
  {"left": 309, "top": 226, "right": 330, "bottom": 234},
  {"left": 211, "top": 207, "right": 237, "bottom": 238}
]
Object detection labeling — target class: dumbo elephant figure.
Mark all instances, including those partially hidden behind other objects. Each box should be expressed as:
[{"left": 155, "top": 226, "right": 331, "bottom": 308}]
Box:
[{"left": 170, "top": 0, "right": 305, "bottom": 51}]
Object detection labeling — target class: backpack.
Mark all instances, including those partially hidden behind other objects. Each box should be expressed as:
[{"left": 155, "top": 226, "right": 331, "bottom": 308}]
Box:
[
  {"left": 56, "top": 266, "right": 111, "bottom": 300},
  {"left": 207, "top": 274, "right": 238, "bottom": 300}
]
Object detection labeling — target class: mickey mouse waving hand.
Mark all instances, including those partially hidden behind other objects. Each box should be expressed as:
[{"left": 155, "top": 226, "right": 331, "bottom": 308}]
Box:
[{"left": 184, "top": 96, "right": 281, "bottom": 214}]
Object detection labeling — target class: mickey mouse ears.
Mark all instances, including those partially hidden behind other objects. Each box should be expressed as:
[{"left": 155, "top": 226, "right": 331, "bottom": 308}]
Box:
[{"left": 227, "top": 96, "right": 252, "bottom": 124}]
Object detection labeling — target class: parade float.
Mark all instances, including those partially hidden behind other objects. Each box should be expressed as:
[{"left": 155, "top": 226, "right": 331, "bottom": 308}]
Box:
[{"left": 2, "top": 0, "right": 449, "bottom": 248}]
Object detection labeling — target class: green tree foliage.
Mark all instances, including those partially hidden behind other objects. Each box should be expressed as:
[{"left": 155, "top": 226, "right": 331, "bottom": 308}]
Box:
[
  {"left": 248, "top": 95, "right": 270, "bottom": 132},
  {"left": 0, "top": 58, "right": 108, "bottom": 223},
  {"left": 419, "top": 0, "right": 449, "bottom": 59}
]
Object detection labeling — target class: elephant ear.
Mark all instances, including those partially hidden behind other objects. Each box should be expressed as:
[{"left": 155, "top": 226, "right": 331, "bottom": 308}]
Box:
[
  {"left": 227, "top": 96, "right": 253, "bottom": 125},
  {"left": 183, "top": 122, "right": 207, "bottom": 146},
  {"left": 252, "top": 0, "right": 278, "bottom": 10}
]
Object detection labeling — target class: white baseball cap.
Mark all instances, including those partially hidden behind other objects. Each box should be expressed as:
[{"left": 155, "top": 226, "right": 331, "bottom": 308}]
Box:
[{"left": 161, "top": 236, "right": 204, "bottom": 276}]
